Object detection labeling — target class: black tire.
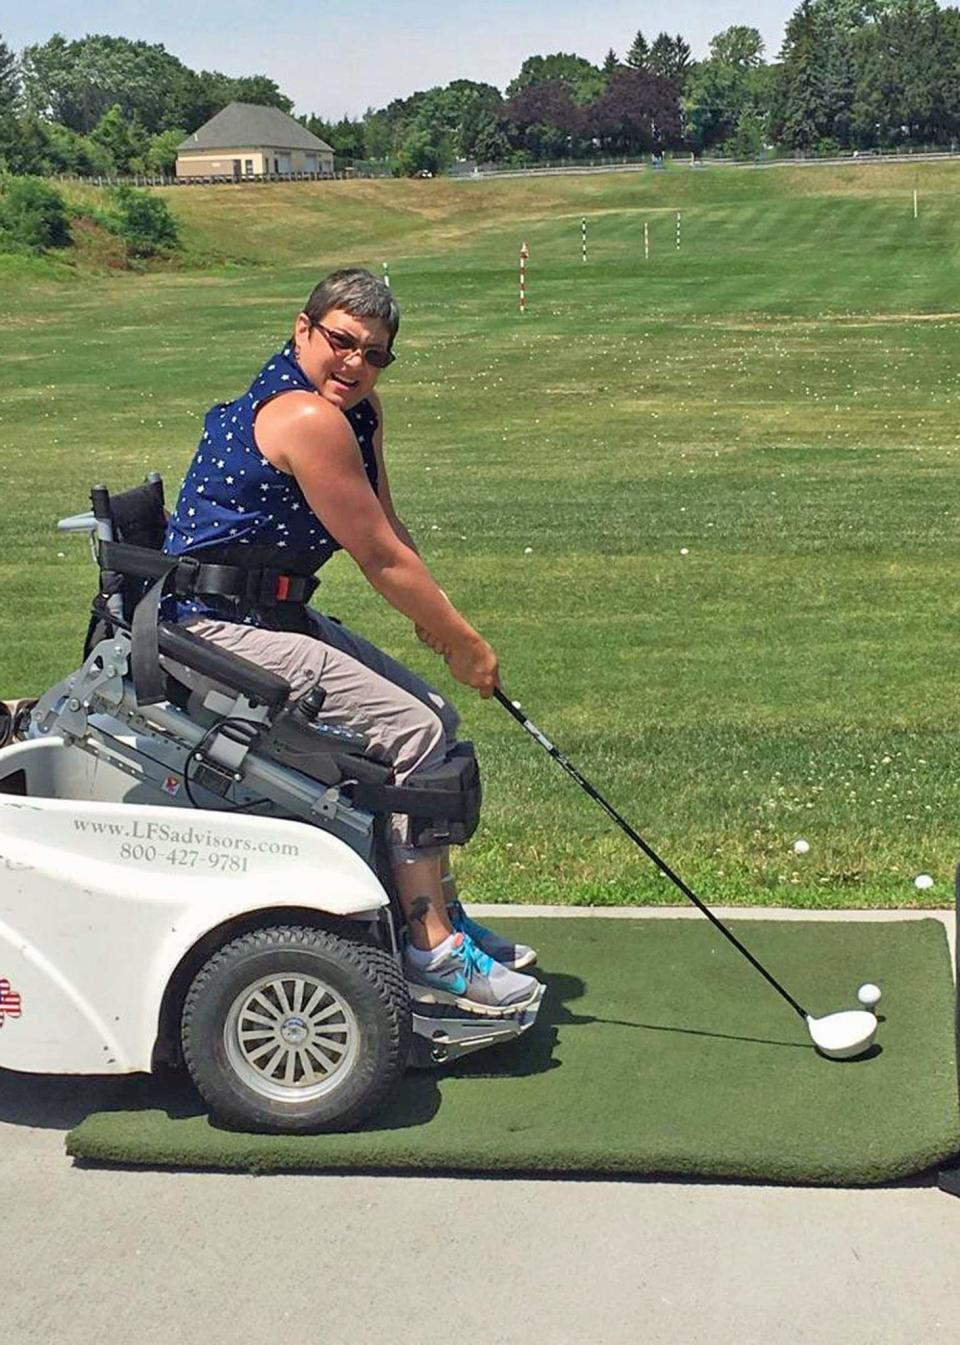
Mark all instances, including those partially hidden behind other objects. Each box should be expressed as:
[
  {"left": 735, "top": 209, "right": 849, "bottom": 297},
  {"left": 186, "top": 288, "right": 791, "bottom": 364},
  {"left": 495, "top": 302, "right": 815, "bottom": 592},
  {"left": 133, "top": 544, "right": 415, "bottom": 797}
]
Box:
[{"left": 181, "top": 924, "right": 410, "bottom": 1134}]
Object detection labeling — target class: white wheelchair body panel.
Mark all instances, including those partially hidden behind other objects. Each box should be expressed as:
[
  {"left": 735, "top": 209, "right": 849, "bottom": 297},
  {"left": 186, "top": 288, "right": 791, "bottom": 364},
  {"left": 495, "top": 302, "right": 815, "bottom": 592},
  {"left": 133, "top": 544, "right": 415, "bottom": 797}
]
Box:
[{"left": 0, "top": 751, "right": 388, "bottom": 1075}]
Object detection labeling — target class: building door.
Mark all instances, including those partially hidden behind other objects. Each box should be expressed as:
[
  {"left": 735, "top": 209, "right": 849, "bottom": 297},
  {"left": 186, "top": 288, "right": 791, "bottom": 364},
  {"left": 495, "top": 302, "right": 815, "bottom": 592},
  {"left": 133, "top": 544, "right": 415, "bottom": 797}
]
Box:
[
  {"left": 232, "top": 159, "right": 241, "bottom": 179},
  {"left": 277, "top": 153, "right": 292, "bottom": 176}
]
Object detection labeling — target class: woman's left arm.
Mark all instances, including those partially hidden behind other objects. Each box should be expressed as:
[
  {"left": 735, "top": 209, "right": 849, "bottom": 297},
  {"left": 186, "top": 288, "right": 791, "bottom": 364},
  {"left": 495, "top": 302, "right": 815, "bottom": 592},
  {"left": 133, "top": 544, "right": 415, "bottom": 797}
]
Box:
[{"left": 369, "top": 392, "right": 419, "bottom": 555}]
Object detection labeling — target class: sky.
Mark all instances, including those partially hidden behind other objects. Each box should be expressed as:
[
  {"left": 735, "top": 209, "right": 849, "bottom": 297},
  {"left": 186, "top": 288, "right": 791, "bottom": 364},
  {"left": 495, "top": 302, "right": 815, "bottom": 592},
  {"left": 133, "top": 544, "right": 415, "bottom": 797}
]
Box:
[{"left": 3, "top": 1, "right": 799, "bottom": 121}]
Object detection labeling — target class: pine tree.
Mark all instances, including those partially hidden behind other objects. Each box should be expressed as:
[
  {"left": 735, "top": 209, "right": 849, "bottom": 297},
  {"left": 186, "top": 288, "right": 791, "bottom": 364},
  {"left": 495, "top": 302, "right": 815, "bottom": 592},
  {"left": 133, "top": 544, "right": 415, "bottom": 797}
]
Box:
[
  {"left": 777, "top": 1, "right": 829, "bottom": 150},
  {"left": 672, "top": 35, "right": 692, "bottom": 78},
  {"left": 0, "top": 33, "right": 20, "bottom": 112},
  {"left": 625, "top": 31, "right": 649, "bottom": 70},
  {"left": 602, "top": 48, "right": 619, "bottom": 76},
  {"left": 650, "top": 32, "right": 679, "bottom": 79}
]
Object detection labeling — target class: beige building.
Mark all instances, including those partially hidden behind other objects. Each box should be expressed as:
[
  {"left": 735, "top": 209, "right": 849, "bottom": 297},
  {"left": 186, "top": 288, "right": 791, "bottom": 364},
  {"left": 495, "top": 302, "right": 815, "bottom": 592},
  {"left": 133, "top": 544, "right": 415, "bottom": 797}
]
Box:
[{"left": 176, "top": 102, "right": 335, "bottom": 179}]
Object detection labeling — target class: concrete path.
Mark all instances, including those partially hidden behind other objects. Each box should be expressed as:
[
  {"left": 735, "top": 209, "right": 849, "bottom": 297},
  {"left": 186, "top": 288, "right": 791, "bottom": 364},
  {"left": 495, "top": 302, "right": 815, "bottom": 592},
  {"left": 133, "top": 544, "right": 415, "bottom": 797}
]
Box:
[{"left": 1, "top": 906, "right": 957, "bottom": 1345}]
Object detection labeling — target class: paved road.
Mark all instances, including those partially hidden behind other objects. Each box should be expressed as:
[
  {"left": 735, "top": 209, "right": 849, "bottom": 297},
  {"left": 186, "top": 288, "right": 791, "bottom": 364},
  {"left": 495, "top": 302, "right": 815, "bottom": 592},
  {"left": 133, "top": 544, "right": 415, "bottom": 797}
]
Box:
[{"left": 1, "top": 907, "right": 957, "bottom": 1345}]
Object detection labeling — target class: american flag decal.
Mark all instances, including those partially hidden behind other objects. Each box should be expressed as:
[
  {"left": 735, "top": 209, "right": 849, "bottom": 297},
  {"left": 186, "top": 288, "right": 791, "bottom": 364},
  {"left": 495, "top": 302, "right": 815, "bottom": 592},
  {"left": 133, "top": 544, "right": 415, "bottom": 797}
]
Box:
[{"left": 0, "top": 977, "right": 22, "bottom": 1027}]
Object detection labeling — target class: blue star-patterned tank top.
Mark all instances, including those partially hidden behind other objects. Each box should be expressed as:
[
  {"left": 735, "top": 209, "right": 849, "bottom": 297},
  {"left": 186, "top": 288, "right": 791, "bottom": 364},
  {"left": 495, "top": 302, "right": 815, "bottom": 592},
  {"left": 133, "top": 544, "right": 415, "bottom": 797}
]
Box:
[{"left": 162, "top": 341, "right": 379, "bottom": 624}]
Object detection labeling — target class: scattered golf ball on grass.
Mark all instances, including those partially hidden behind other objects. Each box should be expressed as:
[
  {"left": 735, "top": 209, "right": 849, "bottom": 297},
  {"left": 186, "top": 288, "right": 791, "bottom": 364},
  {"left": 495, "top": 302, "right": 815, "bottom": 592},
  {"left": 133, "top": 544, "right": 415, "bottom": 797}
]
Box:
[
  {"left": 792, "top": 838, "right": 810, "bottom": 855},
  {"left": 857, "top": 983, "right": 882, "bottom": 1011},
  {"left": 914, "top": 873, "right": 934, "bottom": 890},
  {"left": 523, "top": 547, "right": 533, "bottom": 555}
]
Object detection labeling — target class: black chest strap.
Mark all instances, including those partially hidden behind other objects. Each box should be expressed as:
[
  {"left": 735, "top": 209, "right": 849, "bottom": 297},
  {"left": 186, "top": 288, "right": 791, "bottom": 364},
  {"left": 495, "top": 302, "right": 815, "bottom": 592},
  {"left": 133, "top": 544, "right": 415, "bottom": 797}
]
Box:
[{"left": 100, "top": 541, "right": 319, "bottom": 607}]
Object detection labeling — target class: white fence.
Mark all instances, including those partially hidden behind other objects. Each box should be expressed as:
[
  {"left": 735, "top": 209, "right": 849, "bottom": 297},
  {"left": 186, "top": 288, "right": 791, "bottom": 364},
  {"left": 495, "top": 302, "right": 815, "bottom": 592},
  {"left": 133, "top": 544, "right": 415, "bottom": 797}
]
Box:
[
  {"left": 54, "top": 147, "right": 960, "bottom": 191},
  {"left": 468, "top": 148, "right": 960, "bottom": 182}
]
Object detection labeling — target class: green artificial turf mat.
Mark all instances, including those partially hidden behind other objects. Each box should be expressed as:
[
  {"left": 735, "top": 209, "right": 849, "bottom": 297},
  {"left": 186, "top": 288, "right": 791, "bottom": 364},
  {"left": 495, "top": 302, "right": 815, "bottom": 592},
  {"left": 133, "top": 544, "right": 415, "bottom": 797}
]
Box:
[{"left": 66, "top": 917, "right": 960, "bottom": 1183}]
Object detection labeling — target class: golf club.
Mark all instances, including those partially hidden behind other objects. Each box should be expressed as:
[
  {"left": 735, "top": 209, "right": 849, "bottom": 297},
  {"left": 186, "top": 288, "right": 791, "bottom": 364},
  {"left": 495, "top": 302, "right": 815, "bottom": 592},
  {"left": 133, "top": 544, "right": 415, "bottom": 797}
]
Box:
[{"left": 494, "top": 689, "right": 878, "bottom": 1061}]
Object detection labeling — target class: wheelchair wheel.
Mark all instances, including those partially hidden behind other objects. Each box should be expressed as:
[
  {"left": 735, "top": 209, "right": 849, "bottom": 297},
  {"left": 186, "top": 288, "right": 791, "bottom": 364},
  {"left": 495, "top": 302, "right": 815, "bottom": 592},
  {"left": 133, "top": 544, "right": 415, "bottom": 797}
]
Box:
[{"left": 181, "top": 924, "right": 410, "bottom": 1133}]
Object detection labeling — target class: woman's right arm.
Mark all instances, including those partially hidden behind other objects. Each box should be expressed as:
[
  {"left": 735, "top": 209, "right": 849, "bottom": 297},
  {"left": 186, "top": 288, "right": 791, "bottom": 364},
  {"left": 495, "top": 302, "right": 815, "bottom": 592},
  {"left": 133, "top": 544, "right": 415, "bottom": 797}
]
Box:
[{"left": 256, "top": 394, "right": 499, "bottom": 695}]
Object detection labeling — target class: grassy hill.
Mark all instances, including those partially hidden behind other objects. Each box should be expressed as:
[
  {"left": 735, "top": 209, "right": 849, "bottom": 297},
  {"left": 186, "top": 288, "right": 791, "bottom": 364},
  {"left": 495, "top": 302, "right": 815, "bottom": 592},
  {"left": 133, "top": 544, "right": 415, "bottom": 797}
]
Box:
[{"left": 2, "top": 158, "right": 959, "bottom": 907}]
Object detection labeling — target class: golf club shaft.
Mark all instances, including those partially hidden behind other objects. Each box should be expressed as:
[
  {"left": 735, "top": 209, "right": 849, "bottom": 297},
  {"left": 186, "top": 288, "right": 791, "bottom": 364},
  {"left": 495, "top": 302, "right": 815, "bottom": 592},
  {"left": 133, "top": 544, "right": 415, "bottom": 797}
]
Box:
[{"left": 494, "top": 689, "right": 809, "bottom": 1021}]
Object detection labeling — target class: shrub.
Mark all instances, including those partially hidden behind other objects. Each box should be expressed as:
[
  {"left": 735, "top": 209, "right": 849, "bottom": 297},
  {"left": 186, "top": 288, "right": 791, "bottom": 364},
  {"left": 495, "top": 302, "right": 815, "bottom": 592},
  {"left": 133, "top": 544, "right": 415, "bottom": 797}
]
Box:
[
  {"left": 146, "top": 129, "right": 186, "bottom": 177},
  {"left": 106, "top": 184, "right": 179, "bottom": 256},
  {"left": 43, "top": 123, "right": 114, "bottom": 177},
  {"left": 0, "top": 176, "right": 71, "bottom": 251}
]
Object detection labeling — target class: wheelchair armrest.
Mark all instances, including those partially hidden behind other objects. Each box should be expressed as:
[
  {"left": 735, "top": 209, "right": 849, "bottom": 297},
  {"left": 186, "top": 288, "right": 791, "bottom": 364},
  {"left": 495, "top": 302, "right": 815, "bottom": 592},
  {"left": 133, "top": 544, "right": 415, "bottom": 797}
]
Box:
[{"left": 157, "top": 622, "right": 291, "bottom": 713}]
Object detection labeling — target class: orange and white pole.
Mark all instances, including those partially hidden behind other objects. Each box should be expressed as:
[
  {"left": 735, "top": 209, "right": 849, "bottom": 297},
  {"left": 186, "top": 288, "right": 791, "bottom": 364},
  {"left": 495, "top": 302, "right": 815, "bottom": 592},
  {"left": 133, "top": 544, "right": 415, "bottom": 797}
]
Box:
[{"left": 520, "top": 240, "right": 529, "bottom": 314}]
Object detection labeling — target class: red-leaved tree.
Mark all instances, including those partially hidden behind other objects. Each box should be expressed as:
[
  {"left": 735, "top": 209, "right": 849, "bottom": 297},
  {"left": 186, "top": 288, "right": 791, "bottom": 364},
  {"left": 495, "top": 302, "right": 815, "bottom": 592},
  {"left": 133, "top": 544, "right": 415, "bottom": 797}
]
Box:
[{"left": 587, "top": 68, "right": 682, "bottom": 153}]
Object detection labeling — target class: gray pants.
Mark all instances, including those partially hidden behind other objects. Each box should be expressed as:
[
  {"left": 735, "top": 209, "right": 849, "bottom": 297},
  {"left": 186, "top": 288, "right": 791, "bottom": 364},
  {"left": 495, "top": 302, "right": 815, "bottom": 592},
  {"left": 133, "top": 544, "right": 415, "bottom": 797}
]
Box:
[{"left": 183, "top": 613, "right": 460, "bottom": 860}]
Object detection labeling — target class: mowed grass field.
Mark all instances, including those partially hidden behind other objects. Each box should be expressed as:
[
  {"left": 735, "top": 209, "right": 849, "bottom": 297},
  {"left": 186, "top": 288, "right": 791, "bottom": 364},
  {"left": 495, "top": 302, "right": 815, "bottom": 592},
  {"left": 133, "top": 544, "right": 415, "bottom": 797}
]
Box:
[{"left": 1, "top": 160, "right": 959, "bottom": 908}]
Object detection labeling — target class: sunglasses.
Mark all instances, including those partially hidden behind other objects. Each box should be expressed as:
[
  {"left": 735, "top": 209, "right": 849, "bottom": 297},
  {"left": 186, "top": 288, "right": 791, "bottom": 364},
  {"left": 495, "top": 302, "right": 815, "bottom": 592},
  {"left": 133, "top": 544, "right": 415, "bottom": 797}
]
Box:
[{"left": 312, "top": 321, "right": 396, "bottom": 369}]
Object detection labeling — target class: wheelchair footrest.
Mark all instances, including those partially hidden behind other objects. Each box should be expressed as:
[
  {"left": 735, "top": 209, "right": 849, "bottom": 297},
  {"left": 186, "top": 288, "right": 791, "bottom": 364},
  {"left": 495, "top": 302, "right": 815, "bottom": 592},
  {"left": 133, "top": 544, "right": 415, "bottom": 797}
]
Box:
[{"left": 407, "top": 985, "right": 545, "bottom": 1067}]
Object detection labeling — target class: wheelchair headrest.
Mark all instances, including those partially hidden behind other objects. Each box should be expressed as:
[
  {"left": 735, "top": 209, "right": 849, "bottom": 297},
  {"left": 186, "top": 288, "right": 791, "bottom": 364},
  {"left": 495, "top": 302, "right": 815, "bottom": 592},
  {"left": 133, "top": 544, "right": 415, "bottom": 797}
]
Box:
[{"left": 110, "top": 477, "right": 166, "bottom": 551}]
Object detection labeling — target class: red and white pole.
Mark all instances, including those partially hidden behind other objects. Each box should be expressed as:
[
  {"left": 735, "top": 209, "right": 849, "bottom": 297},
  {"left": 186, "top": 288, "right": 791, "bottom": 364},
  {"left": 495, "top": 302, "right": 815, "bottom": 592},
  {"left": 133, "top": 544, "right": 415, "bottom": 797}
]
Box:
[{"left": 520, "top": 240, "right": 529, "bottom": 314}]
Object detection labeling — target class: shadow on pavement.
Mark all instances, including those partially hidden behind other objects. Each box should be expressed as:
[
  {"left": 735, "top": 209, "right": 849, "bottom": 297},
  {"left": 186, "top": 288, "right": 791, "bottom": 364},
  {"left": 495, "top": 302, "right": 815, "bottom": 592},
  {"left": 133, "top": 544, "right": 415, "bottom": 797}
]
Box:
[{"left": 0, "top": 1065, "right": 204, "bottom": 1132}]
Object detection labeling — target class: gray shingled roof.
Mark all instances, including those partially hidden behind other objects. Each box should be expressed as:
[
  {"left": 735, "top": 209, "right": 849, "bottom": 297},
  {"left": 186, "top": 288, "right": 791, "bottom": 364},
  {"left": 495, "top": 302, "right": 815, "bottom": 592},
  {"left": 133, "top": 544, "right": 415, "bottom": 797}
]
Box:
[{"left": 179, "top": 102, "right": 334, "bottom": 153}]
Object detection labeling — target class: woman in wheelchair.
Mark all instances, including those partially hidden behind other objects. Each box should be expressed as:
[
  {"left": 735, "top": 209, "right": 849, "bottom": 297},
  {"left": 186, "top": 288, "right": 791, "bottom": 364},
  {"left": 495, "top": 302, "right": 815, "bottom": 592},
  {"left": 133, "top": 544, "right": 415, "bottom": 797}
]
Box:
[{"left": 162, "top": 267, "right": 538, "bottom": 1017}]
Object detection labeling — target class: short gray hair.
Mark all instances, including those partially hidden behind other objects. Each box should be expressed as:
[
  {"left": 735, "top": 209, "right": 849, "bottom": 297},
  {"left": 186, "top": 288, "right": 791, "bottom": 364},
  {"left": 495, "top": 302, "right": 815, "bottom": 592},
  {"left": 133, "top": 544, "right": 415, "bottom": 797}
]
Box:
[{"left": 303, "top": 268, "right": 400, "bottom": 345}]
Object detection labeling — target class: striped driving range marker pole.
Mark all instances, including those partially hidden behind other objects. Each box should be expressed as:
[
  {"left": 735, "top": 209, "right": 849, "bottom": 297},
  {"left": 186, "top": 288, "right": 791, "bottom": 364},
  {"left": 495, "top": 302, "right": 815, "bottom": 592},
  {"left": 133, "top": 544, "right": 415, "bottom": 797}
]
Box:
[
  {"left": 382, "top": 261, "right": 390, "bottom": 287},
  {"left": 582, "top": 217, "right": 587, "bottom": 263},
  {"left": 676, "top": 211, "right": 681, "bottom": 251},
  {"left": 644, "top": 220, "right": 650, "bottom": 261},
  {"left": 520, "top": 240, "right": 529, "bottom": 314},
  {"left": 914, "top": 188, "right": 919, "bottom": 219}
]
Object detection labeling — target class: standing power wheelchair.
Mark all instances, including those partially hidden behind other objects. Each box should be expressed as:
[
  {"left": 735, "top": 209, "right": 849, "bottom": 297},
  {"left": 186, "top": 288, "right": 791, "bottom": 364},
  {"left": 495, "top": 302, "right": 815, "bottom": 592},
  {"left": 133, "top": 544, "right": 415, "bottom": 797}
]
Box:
[{"left": 0, "top": 475, "right": 543, "bottom": 1134}]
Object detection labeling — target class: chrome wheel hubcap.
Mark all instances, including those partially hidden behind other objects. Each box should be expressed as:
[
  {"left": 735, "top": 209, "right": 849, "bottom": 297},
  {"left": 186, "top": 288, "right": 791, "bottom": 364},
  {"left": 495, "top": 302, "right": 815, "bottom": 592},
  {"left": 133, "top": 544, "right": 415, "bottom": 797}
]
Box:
[{"left": 225, "top": 972, "right": 360, "bottom": 1102}]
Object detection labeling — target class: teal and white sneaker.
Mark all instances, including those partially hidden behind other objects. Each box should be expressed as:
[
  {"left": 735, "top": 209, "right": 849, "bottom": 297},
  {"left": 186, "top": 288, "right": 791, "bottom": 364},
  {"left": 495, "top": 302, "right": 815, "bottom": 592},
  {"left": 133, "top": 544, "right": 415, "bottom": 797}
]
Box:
[
  {"left": 404, "top": 931, "right": 541, "bottom": 1017},
  {"left": 448, "top": 900, "right": 538, "bottom": 971}
]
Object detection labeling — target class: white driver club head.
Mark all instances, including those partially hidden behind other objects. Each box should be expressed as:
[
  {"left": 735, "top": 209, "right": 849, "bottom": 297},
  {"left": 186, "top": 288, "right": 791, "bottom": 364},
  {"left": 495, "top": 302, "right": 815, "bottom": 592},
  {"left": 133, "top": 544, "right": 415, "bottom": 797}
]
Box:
[{"left": 806, "top": 1010, "right": 878, "bottom": 1060}]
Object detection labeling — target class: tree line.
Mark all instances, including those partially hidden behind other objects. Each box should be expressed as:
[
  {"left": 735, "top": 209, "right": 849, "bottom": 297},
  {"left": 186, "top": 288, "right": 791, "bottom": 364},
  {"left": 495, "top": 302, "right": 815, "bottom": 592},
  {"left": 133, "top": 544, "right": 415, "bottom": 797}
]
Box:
[
  {"left": 0, "top": 33, "right": 292, "bottom": 176},
  {"left": 1, "top": 2, "right": 959, "bottom": 181}
]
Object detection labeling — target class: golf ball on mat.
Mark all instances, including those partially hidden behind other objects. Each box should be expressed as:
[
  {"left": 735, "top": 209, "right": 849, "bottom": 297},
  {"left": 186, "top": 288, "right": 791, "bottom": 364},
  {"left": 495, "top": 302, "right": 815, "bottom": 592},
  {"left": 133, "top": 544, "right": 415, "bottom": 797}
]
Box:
[
  {"left": 914, "top": 873, "right": 934, "bottom": 890},
  {"left": 792, "top": 838, "right": 810, "bottom": 855},
  {"left": 857, "top": 983, "right": 881, "bottom": 1010}
]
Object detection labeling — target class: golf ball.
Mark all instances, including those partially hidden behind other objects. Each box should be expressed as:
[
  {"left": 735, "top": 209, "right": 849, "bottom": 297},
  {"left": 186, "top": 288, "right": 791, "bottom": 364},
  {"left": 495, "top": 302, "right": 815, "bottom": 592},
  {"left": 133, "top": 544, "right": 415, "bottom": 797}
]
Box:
[
  {"left": 914, "top": 873, "right": 934, "bottom": 890},
  {"left": 523, "top": 547, "right": 533, "bottom": 555},
  {"left": 792, "top": 838, "right": 810, "bottom": 855},
  {"left": 680, "top": 547, "right": 689, "bottom": 556},
  {"left": 857, "top": 983, "right": 881, "bottom": 1010}
]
